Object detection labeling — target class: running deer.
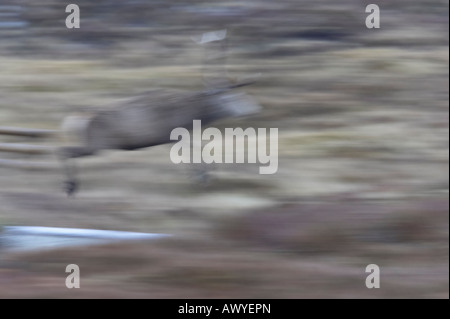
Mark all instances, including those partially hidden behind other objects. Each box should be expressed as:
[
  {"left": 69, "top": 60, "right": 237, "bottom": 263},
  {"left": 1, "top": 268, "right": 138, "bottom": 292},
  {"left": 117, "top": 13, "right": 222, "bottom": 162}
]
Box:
[{"left": 57, "top": 30, "right": 261, "bottom": 196}]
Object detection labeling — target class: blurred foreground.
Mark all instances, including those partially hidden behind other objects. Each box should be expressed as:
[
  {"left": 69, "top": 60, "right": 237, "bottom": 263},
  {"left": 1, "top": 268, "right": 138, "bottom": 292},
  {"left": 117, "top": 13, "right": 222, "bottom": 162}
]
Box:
[{"left": 0, "top": 0, "right": 448, "bottom": 298}]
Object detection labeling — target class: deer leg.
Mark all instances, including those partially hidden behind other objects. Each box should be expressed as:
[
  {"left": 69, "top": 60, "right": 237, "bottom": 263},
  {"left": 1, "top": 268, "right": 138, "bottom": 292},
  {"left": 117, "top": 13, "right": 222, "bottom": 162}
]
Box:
[
  {"left": 61, "top": 158, "right": 78, "bottom": 197},
  {"left": 57, "top": 146, "right": 95, "bottom": 196},
  {"left": 189, "top": 139, "right": 213, "bottom": 186}
]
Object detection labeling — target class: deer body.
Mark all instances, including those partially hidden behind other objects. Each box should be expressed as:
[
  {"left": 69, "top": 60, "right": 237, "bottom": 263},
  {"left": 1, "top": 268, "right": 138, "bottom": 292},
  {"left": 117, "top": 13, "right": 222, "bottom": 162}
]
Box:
[{"left": 58, "top": 87, "right": 260, "bottom": 195}]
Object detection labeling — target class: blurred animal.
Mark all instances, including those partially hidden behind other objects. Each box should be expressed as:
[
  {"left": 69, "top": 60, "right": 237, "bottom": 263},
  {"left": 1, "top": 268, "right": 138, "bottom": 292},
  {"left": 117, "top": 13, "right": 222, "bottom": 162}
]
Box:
[{"left": 57, "top": 30, "right": 261, "bottom": 196}]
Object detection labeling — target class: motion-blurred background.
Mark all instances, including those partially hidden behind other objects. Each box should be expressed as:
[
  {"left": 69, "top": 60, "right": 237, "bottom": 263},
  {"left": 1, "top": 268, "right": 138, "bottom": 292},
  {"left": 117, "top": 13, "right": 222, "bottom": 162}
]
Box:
[{"left": 0, "top": 0, "right": 448, "bottom": 298}]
